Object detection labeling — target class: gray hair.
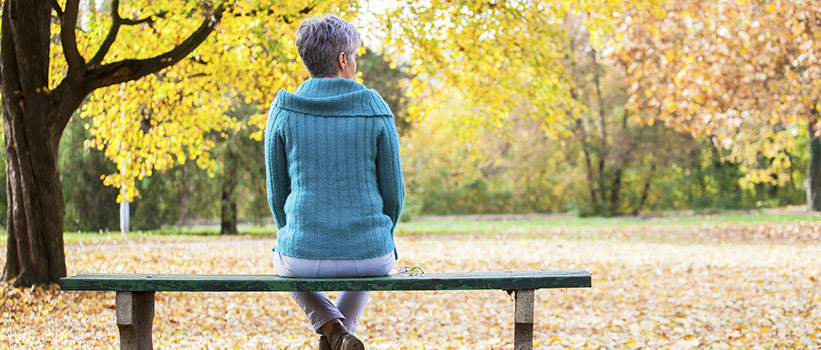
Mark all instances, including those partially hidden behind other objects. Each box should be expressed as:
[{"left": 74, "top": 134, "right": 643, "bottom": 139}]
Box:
[{"left": 295, "top": 14, "right": 362, "bottom": 78}]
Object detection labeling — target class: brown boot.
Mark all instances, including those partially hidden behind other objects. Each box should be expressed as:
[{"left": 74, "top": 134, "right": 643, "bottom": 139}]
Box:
[
  {"left": 327, "top": 323, "right": 364, "bottom": 350},
  {"left": 319, "top": 335, "right": 331, "bottom": 350}
]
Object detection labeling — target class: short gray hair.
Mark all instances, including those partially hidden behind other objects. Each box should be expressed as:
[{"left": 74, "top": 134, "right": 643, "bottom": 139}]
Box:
[{"left": 295, "top": 14, "right": 362, "bottom": 78}]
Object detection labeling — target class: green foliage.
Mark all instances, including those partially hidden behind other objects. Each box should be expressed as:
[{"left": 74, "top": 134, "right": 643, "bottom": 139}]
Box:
[
  {"left": 59, "top": 114, "right": 120, "bottom": 231},
  {"left": 650, "top": 141, "right": 808, "bottom": 211},
  {"left": 59, "top": 113, "right": 194, "bottom": 231},
  {"left": 54, "top": 91, "right": 278, "bottom": 231},
  {"left": 400, "top": 110, "right": 808, "bottom": 217},
  {"left": 214, "top": 100, "right": 270, "bottom": 226},
  {"left": 129, "top": 166, "right": 200, "bottom": 230}
]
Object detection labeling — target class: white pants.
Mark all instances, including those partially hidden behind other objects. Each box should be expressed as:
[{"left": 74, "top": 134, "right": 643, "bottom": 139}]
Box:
[{"left": 273, "top": 251, "right": 395, "bottom": 335}]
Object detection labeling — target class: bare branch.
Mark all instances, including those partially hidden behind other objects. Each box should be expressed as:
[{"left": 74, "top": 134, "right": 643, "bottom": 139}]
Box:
[
  {"left": 230, "top": 5, "right": 315, "bottom": 24},
  {"left": 49, "top": 0, "right": 63, "bottom": 17},
  {"left": 61, "top": 0, "right": 86, "bottom": 78},
  {"left": 88, "top": 0, "right": 121, "bottom": 66},
  {"left": 89, "top": 0, "right": 169, "bottom": 66},
  {"left": 189, "top": 56, "right": 208, "bottom": 65},
  {"left": 121, "top": 11, "right": 167, "bottom": 26},
  {"left": 83, "top": 6, "right": 226, "bottom": 91}
]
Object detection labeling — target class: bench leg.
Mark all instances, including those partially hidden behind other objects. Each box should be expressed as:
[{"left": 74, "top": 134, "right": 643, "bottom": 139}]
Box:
[
  {"left": 514, "top": 289, "right": 534, "bottom": 350},
  {"left": 116, "top": 291, "right": 155, "bottom": 350}
]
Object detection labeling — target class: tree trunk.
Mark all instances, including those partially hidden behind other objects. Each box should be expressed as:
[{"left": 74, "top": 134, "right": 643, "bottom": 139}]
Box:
[
  {"left": 609, "top": 110, "right": 629, "bottom": 214},
  {"left": 220, "top": 146, "right": 238, "bottom": 235},
  {"left": 808, "top": 109, "right": 821, "bottom": 211},
  {"left": 632, "top": 163, "right": 656, "bottom": 215},
  {"left": 575, "top": 119, "right": 600, "bottom": 212},
  {"left": 609, "top": 168, "right": 623, "bottom": 213},
  {"left": 1, "top": 0, "right": 69, "bottom": 286},
  {"left": 590, "top": 49, "right": 612, "bottom": 215}
]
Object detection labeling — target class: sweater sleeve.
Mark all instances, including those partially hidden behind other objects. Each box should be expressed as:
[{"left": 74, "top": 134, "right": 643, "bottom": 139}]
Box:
[
  {"left": 265, "top": 105, "right": 290, "bottom": 230},
  {"left": 376, "top": 117, "right": 405, "bottom": 232}
]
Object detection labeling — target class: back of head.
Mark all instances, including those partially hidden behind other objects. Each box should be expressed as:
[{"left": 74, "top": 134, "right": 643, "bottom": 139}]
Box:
[{"left": 295, "top": 14, "right": 362, "bottom": 78}]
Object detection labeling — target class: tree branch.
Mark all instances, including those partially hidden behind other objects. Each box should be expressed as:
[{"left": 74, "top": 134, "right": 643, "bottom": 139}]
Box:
[
  {"left": 231, "top": 5, "right": 315, "bottom": 24},
  {"left": 121, "top": 11, "right": 166, "bottom": 26},
  {"left": 49, "top": 0, "right": 63, "bottom": 17},
  {"left": 89, "top": 0, "right": 168, "bottom": 66},
  {"left": 61, "top": 0, "right": 85, "bottom": 78},
  {"left": 83, "top": 6, "right": 226, "bottom": 91},
  {"left": 88, "top": 0, "right": 121, "bottom": 66}
]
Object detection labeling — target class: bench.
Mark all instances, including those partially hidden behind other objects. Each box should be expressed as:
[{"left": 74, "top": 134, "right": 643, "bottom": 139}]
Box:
[{"left": 60, "top": 270, "right": 592, "bottom": 350}]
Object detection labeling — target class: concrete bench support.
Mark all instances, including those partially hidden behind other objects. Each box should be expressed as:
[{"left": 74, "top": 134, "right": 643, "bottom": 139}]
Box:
[
  {"left": 514, "top": 289, "right": 534, "bottom": 350},
  {"left": 116, "top": 291, "right": 155, "bottom": 350}
]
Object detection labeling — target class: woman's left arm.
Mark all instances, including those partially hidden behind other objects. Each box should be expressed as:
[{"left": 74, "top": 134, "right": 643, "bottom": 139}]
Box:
[{"left": 265, "top": 105, "right": 290, "bottom": 229}]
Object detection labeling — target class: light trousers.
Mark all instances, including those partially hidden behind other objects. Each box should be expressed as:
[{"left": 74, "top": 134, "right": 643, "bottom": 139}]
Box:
[{"left": 273, "top": 251, "right": 395, "bottom": 335}]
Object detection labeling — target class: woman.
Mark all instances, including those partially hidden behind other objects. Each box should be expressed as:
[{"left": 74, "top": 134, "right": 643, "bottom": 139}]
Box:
[{"left": 264, "top": 14, "right": 404, "bottom": 350}]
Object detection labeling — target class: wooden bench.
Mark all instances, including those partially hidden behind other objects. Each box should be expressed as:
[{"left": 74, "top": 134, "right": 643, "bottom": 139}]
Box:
[{"left": 60, "top": 270, "right": 591, "bottom": 350}]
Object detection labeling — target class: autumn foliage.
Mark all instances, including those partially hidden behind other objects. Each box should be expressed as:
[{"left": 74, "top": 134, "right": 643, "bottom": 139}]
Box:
[
  {"left": 617, "top": 0, "right": 820, "bottom": 188},
  {"left": 2, "top": 217, "right": 820, "bottom": 348}
]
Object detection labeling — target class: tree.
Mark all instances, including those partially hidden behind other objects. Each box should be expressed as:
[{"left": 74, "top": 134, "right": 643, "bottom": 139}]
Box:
[
  {"left": 0, "top": 0, "right": 356, "bottom": 286},
  {"left": 379, "top": 1, "right": 659, "bottom": 142},
  {"left": 379, "top": 1, "right": 665, "bottom": 215},
  {"left": 616, "top": 0, "right": 821, "bottom": 209},
  {"left": 215, "top": 100, "right": 267, "bottom": 235},
  {"left": 556, "top": 15, "right": 706, "bottom": 216}
]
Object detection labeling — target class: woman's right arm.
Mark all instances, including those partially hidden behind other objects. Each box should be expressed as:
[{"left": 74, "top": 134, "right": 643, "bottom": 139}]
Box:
[{"left": 265, "top": 105, "right": 290, "bottom": 229}]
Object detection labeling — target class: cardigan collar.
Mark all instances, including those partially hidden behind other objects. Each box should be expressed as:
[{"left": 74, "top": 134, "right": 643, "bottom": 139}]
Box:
[{"left": 273, "top": 78, "right": 393, "bottom": 117}]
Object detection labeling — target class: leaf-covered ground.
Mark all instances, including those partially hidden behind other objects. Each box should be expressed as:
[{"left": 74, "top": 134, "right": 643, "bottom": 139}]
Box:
[{"left": 1, "top": 220, "right": 820, "bottom": 349}]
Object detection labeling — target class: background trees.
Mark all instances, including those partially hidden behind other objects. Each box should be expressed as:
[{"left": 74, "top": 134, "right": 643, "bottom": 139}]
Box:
[
  {"left": 616, "top": 0, "right": 820, "bottom": 208},
  {"left": 1, "top": 0, "right": 818, "bottom": 287}
]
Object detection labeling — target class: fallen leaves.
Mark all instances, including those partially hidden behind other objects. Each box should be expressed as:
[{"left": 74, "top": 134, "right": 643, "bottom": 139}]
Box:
[{"left": 1, "top": 222, "right": 820, "bottom": 349}]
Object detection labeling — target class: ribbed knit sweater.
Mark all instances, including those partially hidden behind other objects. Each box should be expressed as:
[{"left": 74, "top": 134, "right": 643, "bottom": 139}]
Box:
[{"left": 265, "top": 78, "right": 404, "bottom": 260}]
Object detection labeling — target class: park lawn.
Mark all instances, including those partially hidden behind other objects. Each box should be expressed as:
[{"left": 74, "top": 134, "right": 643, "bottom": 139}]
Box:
[
  {"left": 0, "top": 212, "right": 820, "bottom": 349},
  {"left": 2, "top": 207, "right": 821, "bottom": 245},
  {"left": 398, "top": 208, "right": 821, "bottom": 235},
  {"left": 0, "top": 224, "right": 277, "bottom": 246}
]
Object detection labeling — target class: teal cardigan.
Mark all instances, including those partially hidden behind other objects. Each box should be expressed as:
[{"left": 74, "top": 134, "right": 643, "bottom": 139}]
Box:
[{"left": 265, "top": 78, "right": 404, "bottom": 260}]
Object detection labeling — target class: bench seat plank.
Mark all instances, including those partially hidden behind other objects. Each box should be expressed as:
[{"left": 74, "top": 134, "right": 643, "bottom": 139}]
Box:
[{"left": 60, "top": 270, "right": 591, "bottom": 292}]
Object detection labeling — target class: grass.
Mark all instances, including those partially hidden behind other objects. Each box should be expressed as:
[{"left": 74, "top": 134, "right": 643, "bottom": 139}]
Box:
[
  {"left": 397, "top": 209, "right": 821, "bottom": 235},
  {"left": 54, "top": 223, "right": 275, "bottom": 245},
  {"left": 2, "top": 208, "right": 820, "bottom": 245}
]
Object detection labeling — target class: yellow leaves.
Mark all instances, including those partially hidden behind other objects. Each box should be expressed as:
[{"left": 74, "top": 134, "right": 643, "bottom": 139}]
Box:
[
  {"left": 616, "top": 0, "right": 821, "bottom": 187},
  {"left": 41, "top": 1, "right": 348, "bottom": 201},
  {"left": 380, "top": 0, "right": 608, "bottom": 142},
  {"left": 4, "top": 217, "right": 821, "bottom": 348},
  {"left": 693, "top": 92, "right": 707, "bottom": 105},
  {"left": 664, "top": 99, "right": 677, "bottom": 114}
]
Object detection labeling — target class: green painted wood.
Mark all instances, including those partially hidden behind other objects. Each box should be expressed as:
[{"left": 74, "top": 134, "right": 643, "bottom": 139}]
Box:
[{"left": 60, "top": 270, "right": 591, "bottom": 292}]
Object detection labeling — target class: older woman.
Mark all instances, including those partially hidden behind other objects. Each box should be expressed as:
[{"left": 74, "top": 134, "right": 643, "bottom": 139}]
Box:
[{"left": 264, "top": 14, "right": 404, "bottom": 350}]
